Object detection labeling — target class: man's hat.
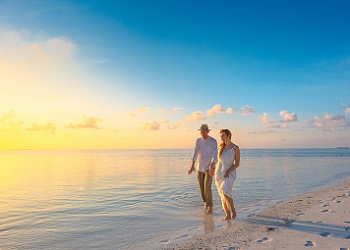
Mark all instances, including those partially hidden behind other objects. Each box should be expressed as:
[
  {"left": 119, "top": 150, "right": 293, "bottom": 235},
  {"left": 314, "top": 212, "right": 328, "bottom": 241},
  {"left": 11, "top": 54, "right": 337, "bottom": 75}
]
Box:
[{"left": 198, "top": 124, "right": 210, "bottom": 131}]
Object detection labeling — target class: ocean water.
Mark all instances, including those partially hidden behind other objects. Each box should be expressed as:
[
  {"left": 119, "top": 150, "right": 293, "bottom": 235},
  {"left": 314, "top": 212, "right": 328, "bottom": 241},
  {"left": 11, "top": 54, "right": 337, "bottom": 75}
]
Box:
[{"left": 0, "top": 148, "right": 349, "bottom": 249}]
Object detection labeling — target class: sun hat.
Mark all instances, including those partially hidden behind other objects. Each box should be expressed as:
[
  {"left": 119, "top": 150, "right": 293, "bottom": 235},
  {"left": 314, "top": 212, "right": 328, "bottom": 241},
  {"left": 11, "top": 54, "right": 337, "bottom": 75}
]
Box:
[{"left": 198, "top": 124, "right": 210, "bottom": 131}]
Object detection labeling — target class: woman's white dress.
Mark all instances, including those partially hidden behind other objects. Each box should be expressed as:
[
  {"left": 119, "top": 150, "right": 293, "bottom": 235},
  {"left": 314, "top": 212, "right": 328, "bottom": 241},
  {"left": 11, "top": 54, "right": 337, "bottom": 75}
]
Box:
[{"left": 215, "top": 147, "right": 237, "bottom": 199}]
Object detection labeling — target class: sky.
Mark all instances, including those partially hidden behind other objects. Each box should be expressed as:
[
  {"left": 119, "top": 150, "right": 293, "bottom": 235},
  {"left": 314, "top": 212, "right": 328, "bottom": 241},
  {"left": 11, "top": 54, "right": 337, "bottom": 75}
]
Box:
[{"left": 0, "top": 0, "right": 350, "bottom": 149}]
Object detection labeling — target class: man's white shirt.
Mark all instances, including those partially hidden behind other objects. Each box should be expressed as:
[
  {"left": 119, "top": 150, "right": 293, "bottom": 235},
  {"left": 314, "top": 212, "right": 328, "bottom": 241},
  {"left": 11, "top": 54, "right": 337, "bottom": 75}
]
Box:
[{"left": 191, "top": 136, "right": 218, "bottom": 172}]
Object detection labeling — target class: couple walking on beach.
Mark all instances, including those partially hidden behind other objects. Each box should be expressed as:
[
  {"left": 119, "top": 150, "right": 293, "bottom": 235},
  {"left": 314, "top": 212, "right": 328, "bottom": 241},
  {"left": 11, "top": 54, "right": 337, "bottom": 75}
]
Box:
[{"left": 188, "top": 124, "right": 240, "bottom": 221}]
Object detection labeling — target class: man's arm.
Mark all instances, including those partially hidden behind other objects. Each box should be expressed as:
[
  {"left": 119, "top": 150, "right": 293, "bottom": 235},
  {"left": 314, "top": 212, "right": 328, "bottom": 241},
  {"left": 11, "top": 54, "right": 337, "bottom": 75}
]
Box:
[
  {"left": 209, "top": 140, "right": 218, "bottom": 175},
  {"left": 188, "top": 139, "right": 199, "bottom": 174}
]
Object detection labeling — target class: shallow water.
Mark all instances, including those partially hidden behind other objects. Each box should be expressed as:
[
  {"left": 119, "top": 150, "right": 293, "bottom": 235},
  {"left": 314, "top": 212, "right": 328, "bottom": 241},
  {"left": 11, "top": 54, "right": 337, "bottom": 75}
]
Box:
[{"left": 0, "top": 148, "right": 349, "bottom": 249}]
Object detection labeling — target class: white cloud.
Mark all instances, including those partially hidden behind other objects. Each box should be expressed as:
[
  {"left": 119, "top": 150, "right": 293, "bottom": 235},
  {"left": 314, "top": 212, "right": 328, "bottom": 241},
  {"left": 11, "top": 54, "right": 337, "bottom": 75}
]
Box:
[
  {"left": 279, "top": 110, "right": 298, "bottom": 122},
  {"left": 207, "top": 104, "right": 225, "bottom": 117},
  {"left": 240, "top": 105, "right": 256, "bottom": 116},
  {"left": 158, "top": 109, "right": 166, "bottom": 114},
  {"left": 346, "top": 107, "right": 350, "bottom": 115},
  {"left": 172, "top": 107, "right": 183, "bottom": 112},
  {"left": 259, "top": 112, "right": 276, "bottom": 124},
  {"left": 313, "top": 113, "right": 350, "bottom": 130},
  {"left": 342, "top": 103, "right": 350, "bottom": 115},
  {"left": 185, "top": 111, "right": 206, "bottom": 122},
  {"left": 226, "top": 108, "right": 234, "bottom": 115}
]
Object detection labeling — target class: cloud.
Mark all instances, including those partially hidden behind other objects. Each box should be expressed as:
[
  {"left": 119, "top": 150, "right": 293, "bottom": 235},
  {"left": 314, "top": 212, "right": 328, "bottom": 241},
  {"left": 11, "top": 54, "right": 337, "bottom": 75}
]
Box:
[
  {"left": 142, "top": 121, "right": 161, "bottom": 131},
  {"left": 248, "top": 129, "right": 277, "bottom": 134},
  {"left": 0, "top": 110, "right": 24, "bottom": 131},
  {"left": 279, "top": 110, "right": 298, "bottom": 122},
  {"left": 313, "top": 113, "right": 350, "bottom": 130},
  {"left": 172, "top": 107, "right": 183, "bottom": 112},
  {"left": 342, "top": 103, "right": 350, "bottom": 115},
  {"left": 185, "top": 111, "right": 206, "bottom": 122},
  {"left": 346, "top": 107, "right": 350, "bottom": 115},
  {"left": 89, "top": 59, "right": 110, "bottom": 64},
  {"left": 26, "top": 122, "right": 56, "bottom": 133},
  {"left": 207, "top": 104, "right": 225, "bottom": 117},
  {"left": 168, "top": 123, "right": 180, "bottom": 130},
  {"left": 141, "top": 120, "right": 168, "bottom": 131},
  {"left": 158, "top": 109, "right": 166, "bottom": 114},
  {"left": 259, "top": 112, "right": 276, "bottom": 124},
  {"left": 226, "top": 108, "right": 234, "bottom": 115},
  {"left": 139, "top": 107, "right": 149, "bottom": 114},
  {"left": 65, "top": 116, "right": 102, "bottom": 129},
  {"left": 240, "top": 105, "right": 256, "bottom": 116}
]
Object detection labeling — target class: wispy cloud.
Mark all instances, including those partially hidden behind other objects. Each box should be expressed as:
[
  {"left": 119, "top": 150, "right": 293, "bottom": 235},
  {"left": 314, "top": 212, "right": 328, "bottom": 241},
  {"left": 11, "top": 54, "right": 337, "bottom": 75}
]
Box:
[
  {"left": 0, "top": 110, "right": 24, "bottom": 131},
  {"left": 158, "top": 109, "right": 166, "bottom": 114},
  {"left": 266, "top": 123, "right": 289, "bottom": 129},
  {"left": 139, "top": 107, "right": 149, "bottom": 114},
  {"left": 172, "top": 107, "right": 183, "bottom": 112},
  {"left": 168, "top": 123, "right": 180, "bottom": 130},
  {"left": 248, "top": 129, "right": 277, "bottom": 134},
  {"left": 240, "top": 105, "right": 256, "bottom": 116},
  {"left": 185, "top": 111, "right": 206, "bottom": 122},
  {"left": 279, "top": 110, "right": 298, "bottom": 122},
  {"left": 26, "top": 122, "right": 56, "bottom": 133},
  {"left": 89, "top": 59, "right": 110, "bottom": 64},
  {"left": 207, "top": 104, "right": 225, "bottom": 117},
  {"left": 65, "top": 116, "right": 102, "bottom": 129}
]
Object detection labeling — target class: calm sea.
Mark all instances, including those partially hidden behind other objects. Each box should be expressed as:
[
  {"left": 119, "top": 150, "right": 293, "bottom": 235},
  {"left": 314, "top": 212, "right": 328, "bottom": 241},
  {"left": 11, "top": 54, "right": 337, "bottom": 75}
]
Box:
[{"left": 0, "top": 148, "right": 349, "bottom": 249}]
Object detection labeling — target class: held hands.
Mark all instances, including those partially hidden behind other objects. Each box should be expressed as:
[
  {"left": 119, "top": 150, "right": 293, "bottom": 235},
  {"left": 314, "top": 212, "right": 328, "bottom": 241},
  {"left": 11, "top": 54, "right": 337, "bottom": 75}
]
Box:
[{"left": 209, "top": 167, "right": 215, "bottom": 176}]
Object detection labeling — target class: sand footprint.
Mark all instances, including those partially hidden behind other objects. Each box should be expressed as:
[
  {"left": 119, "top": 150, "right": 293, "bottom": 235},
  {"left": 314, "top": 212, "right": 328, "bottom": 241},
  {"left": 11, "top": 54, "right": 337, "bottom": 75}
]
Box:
[
  {"left": 339, "top": 248, "right": 349, "bottom": 250},
  {"left": 257, "top": 237, "right": 274, "bottom": 243},
  {"left": 322, "top": 204, "right": 330, "bottom": 207},
  {"left": 321, "top": 209, "right": 332, "bottom": 213},
  {"left": 305, "top": 240, "right": 316, "bottom": 247},
  {"left": 296, "top": 212, "right": 305, "bottom": 216},
  {"left": 345, "top": 226, "right": 350, "bottom": 231},
  {"left": 320, "top": 232, "right": 331, "bottom": 237}
]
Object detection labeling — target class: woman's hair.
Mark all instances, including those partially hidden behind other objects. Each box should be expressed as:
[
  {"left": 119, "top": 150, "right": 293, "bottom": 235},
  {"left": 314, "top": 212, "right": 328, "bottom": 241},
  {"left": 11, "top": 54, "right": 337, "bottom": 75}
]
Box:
[{"left": 218, "top": 129, "right": 232, "bottom": 158}]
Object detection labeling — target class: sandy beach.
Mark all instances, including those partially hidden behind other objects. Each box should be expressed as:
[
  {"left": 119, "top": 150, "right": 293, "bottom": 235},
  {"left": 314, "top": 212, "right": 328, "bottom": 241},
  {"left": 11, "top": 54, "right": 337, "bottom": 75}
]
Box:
[{"left": 166, "top": 178, "right": 350, "bottom": 250}]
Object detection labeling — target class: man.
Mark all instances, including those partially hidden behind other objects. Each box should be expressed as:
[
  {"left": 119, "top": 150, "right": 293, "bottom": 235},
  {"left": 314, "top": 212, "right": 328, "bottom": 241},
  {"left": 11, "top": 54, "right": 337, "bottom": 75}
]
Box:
[{"left": 188, "top": 124, "right": 218, "bottom": 214}]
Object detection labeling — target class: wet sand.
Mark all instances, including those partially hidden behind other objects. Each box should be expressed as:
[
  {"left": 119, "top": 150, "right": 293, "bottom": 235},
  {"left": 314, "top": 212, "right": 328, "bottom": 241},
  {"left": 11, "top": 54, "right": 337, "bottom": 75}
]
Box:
[{"left": 166, "top": 177, "right": 350, "bottom": 250}]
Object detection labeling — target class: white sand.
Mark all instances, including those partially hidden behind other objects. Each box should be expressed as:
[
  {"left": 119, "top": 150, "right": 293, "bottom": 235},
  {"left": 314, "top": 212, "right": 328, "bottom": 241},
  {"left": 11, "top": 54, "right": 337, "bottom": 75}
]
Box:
[{"left": 166, "top": 178, "right": 350, "bottom": 250}]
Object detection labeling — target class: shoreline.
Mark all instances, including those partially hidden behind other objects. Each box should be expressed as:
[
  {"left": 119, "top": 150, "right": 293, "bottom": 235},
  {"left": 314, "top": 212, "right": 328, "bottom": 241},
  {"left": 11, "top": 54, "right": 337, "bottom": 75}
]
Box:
[{"left": 166, "top": 177, "right": 350, "bottom": 249}]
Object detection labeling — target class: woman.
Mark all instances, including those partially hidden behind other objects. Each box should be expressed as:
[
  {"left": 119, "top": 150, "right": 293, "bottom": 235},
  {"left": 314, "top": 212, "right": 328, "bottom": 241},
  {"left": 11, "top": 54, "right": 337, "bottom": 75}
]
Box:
[{"left": 215, "top": 129, "right": 240, "bottom": 220}]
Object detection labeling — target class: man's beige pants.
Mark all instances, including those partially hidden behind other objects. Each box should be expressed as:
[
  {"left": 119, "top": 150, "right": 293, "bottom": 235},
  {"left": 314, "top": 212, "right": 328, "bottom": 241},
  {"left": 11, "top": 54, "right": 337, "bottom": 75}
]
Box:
[{"left": 197, "top": 171, "right": 213, "bottom": 208}]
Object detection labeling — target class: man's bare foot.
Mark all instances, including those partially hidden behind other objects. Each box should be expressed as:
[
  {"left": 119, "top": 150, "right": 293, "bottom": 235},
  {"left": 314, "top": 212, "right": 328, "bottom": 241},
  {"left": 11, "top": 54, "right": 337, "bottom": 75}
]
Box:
[
  {"left": 206, "top": 207, "right": 213, "bottom": 214},
  {"left": 204, "top": 204, "right": 207, "bottom": 209},
  {"left": 222, "top": 215, "right": 231, "bottom": 221}
]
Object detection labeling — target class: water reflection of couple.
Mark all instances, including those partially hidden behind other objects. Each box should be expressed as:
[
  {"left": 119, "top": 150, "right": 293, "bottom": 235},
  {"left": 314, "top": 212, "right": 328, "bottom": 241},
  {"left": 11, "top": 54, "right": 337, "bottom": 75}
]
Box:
[{"left": 188, "top": 124, "right": 240, "bottom": 221}]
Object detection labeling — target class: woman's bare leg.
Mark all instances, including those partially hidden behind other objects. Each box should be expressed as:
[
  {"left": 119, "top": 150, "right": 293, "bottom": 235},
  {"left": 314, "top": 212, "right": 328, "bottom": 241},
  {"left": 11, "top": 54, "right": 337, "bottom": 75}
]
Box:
[
  {"left": 224, "top": 194, "right": 236, "bottom": 220},
  {"left": 221, "top": 194, "right": 231, "bottom": 220}
]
